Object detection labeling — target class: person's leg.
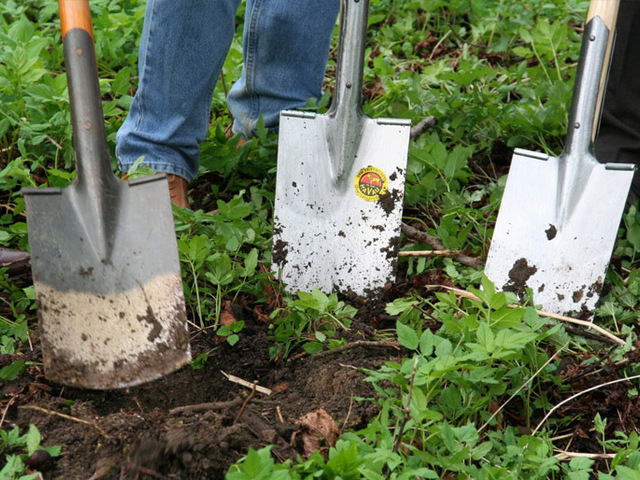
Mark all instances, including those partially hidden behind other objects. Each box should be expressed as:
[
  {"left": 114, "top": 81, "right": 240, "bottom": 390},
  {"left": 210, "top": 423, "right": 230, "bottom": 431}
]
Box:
[
  {"left": 228, "top": 0, "right": 340, "bottom": 137},
  {"left": 594, "top": 0, "right": 640, "bottom": 205},
  {"left": 116, "top": 0, "right": 241, "bottom": 183}
]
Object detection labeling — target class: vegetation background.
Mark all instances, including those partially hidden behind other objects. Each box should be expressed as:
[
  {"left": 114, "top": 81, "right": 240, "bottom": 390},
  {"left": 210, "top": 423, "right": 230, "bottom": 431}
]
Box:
[{"left": 2, "top": 0, "right": 640, "bottom": 478}]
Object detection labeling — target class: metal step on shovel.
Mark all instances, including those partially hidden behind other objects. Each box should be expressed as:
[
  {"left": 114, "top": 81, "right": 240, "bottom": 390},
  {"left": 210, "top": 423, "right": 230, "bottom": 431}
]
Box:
[
  {"left": 272, "top": 0, "right": 411, "bottom": 297},
  {"left": 22, "top": 0, "right": 191, "bottom": 389},
  {"left": 484, "top": 0, "right": 635, "bottom": 317}
]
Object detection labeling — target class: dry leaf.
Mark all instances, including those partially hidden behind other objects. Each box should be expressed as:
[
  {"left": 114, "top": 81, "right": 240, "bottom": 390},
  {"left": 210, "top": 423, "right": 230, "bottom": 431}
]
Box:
[
  {"left": 293, "top": 407, "right": 340, "bottom": 459},
  {"left": 219, "top": 300, "right": 236, "bottom": 327}
]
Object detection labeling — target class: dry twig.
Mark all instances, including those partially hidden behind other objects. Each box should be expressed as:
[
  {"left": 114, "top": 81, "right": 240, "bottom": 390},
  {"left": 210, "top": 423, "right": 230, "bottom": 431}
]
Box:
[
  {"left": 169, "top": 397, "right": 243, "bottom": 415},
  {"left": 0, "top": 394, "right": 17, "bottom": 428},
  {"left": 532, "top": 374, "right": 640, "bottom": 435},
  {"left": 398, "top": 249, "right": 462, "bottom": 258},
  {"left": 311, "top": 340, "right": 401, "bottom": 359},
  {"left": 554, "top": 450, "right": 616, "bottom": 461},
  {"left": 234, "top": 382, "right": 257, "bottom": 425},
  {"left": 19, "top": 405, "right": 111, "bottom": 438},
  {"left": 410, "top": 116, "right": 437, "bottom": 141},
  {"left": 221, "top": 371, "right": 272, "bottom": 395},
  {"left": 430, "top": 285, "right": 625, "bottom": 346},
  {"left": 126, "top": 464, "right": 171, "bottom": 480},
  {"left": 401, "top": 223, "right": 482, "bottom": 269}
]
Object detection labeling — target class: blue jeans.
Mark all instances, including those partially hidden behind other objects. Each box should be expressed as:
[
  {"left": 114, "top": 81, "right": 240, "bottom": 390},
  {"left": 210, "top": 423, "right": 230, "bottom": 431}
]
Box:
[{"left": 116, "top": 0, "right": 340, "bottom": 182}]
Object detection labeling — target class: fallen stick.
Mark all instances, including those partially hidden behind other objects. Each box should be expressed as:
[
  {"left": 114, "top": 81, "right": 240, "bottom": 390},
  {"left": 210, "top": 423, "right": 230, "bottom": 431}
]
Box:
[
  {"left": 430, "top": 285, "right": 625, "bottom": 346},
  {"left": 410, "top": 116, "right": 437, "bottom": 141},
  {"left": 221, "top": 371, "right": 272, "bottom": 395},
  {"left": 532, "top": 374, "right": 640, "bottom": 435},
  {"left": 401, "top": 223, "right": 482, "bottom": 269},
  {"left": 0, "top": 395, "right": 17, "bottom": 428},
  {"left": 233, "top": 383, "right": 257, "bottom": 425},
  {"left": 125, "top": 464, "right": 171, "bottom": 480},
  {"left": 554, "top": 451, "right": 617, "bottom": 461},
  {"left": 19, "top": 405, "right": 110, "bottom": 438},
  {"left": 311, "top": 340, "right": 401, "bottom": 359},
  {"left": 398, "top": 249, "right": 462, "bottom": 258},
  {"left": 169, "top": 397, "right": 243, "bottom": 415}
]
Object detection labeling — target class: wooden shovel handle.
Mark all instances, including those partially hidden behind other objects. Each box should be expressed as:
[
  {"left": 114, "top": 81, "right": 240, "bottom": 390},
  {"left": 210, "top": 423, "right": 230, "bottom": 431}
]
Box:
[
  {"left": 587, "top": 0, "right": 619, "bottom": 141},
  {"left": 587, "top": 0, "right": 620, "bottom": 31},
  {"left": 58, "top": 0, "right": 94, "bottom": 40}
]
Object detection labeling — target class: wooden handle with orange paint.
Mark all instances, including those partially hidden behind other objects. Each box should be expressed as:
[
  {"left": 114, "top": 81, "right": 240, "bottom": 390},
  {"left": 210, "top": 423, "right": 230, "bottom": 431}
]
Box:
[{"left": 58, "top": 0, "right": 94, "bottom": 40}]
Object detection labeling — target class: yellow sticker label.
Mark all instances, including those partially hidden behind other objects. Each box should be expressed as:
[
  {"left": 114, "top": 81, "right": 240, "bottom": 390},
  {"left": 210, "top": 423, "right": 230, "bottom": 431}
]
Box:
[{"left": 354, "top": 166, "right": 388, "bottom": 201}]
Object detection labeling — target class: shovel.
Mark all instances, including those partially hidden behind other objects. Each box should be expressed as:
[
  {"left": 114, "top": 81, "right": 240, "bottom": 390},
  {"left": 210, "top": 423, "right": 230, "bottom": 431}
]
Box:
[
  {"left": 272, "top": 0, "right": 411, "bottom": 296},
  {"left": 484, "top": 0, "right": 635, "bottom": 317},
  {"left": 22, "top": 0, "right": 191, "bottom": 389}
]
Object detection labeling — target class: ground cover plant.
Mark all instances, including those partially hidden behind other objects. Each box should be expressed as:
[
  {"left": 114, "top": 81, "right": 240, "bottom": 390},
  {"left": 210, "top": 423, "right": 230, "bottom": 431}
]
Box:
[{"left": 2, "top": 0, "right": 640, "bottom": 478}]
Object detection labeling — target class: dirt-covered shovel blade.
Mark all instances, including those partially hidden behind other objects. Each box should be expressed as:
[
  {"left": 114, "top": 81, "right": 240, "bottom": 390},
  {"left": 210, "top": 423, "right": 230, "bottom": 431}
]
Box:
[
  {"left": 485, "top": 0, "right": 635, "bottom": 317},
  {"left": 22, "top": 0, "right": 190, "bottom": 389},
  {"left": 272, "top": 0, "right": 411, "bottom": 296}
]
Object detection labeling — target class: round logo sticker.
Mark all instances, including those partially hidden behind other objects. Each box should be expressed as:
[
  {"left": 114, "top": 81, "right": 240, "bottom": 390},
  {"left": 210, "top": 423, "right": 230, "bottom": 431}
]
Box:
[{"left": 354, "top": 166, "right": 388, "bottom": 201}]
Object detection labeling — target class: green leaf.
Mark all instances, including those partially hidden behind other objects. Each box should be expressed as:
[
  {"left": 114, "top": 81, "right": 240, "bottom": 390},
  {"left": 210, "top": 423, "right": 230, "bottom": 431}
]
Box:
[
  {"left": 0, "top": 360, "right": 25, "bottom": 381},
  {"left": 23, "top": 425, "right": 40, "bottom": 456},
  {"left": 205, "top": 254, "right": 234, "bottom": 286},
  {"left": 111, "top": 67, "right": 131, "bottom": 96},
  {"left": 419, "top": 330, "right": 434, "bottom": 356},
  {"left": 303, "top": 342, "right": 323, "bottom": 354},
  {"left": 190, "top": 353, "right": 208, "bottom": 370},
  {"left": 243, "top": 248, "right": 259, "bottom": 277},
  {"left": 396, "top": 321, "right": 419, "bottom": 351}
]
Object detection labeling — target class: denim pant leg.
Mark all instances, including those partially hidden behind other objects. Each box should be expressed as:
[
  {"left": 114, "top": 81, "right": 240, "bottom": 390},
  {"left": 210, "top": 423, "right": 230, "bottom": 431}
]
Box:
[
  {"left": 228, "top": 0, "right": 340, "bottom": 137},
  {"left": 116, "top": 0, "right": 241, "bottom": 182}
]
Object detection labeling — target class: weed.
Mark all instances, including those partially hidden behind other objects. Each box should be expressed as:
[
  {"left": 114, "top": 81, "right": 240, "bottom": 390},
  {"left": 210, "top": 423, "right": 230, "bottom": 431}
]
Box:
[
  {"left": 1, "top": 0, "right": 639, "bottom": 477},
  {"left": 268, "top": 289, "right": 357, "bottom": 359},
  {"left": 0, "top": 424, "right": 60, "bottom": 480}
]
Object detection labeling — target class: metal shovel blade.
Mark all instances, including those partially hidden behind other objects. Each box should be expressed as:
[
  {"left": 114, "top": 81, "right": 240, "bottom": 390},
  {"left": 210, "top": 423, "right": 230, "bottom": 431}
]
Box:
[
  {"left": 273, "top": 113, "right": 410, "bottom": 295},
  {"left": 272, "top": 0, "right": 411, "bottom": 296},
  {"left": 22, "top": 5, "right": 190, "bottom": 389},
  {"left": 485, "top": 8, "right": 635, "bottom": 316},
  {"left": 24, "top": 177, "right": 190, "bottom": 390},
  {"left": 484, "top": 148, "right": 633, "bottom": 315}
]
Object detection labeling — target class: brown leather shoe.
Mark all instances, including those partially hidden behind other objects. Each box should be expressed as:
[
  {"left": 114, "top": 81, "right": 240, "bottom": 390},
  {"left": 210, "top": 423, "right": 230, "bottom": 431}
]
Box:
[
  {"left": 163, "top": 173, "right": 190, "bottom": 209},
  {"left": 224, "top": 124, "right": 248, "bottom": 149}
]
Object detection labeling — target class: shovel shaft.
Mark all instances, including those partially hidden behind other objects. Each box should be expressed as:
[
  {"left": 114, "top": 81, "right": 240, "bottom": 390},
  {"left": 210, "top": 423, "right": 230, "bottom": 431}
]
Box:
[
  {"left": 564, "top": 15, "right": 611, "bottom": 156},
  {"left": 329, "top": 0, "right": 369, "bottom": 122},
  {"left": 324, "top": 0, "right": 370, "bottom": 179},
  {"left": 60, "top": 0, "right": 117, "bottom": 191}
]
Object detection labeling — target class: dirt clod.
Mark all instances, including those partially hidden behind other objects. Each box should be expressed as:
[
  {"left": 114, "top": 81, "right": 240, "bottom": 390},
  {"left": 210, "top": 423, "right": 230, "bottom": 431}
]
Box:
[{"left": 503, "top": 257, "right": 538, "bottom": 297}]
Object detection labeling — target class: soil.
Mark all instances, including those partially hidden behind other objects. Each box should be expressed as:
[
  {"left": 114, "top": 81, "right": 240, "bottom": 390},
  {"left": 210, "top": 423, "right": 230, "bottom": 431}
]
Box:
[
  {"left": 2, "top": 178, "right": 640, "bottom": 479},
  {"left": 4, "top": 267, "right": 640, "bottom": 479},
  {"left": 1, "top": 277, "right": 403, "bottom": 479}
]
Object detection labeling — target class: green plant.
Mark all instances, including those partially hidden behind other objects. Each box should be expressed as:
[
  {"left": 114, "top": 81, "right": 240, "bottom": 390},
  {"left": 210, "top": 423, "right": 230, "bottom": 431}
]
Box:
[
  {"left": 217, "top": 320, "right": 245, "bottom": 347},
  {"left": 226, "top": 446, "right": 293, "bottom": 480},
  {"left": 354, "top": 278, "right": 563, "bottom": 478},
  {"left": 268, "top": 289, "right": 357, "bottom": 359},
  {"left": 2, "top": 1, "right": 640, "bottom": 477},
  {"left": 176, "top": 190, "right": 270, "bottom": 326},
  {"left": 0, "top": 424, "right": 60, "bottom": 480}
]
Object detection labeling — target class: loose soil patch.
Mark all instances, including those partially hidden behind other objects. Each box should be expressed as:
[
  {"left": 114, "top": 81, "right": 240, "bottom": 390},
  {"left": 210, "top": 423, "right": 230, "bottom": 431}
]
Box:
[
  {"left": 3, "top": 312, "right": 401, "bottom": 479},
  {"left": 3, "top": 248, "right": 640, "bottom": 479}
]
